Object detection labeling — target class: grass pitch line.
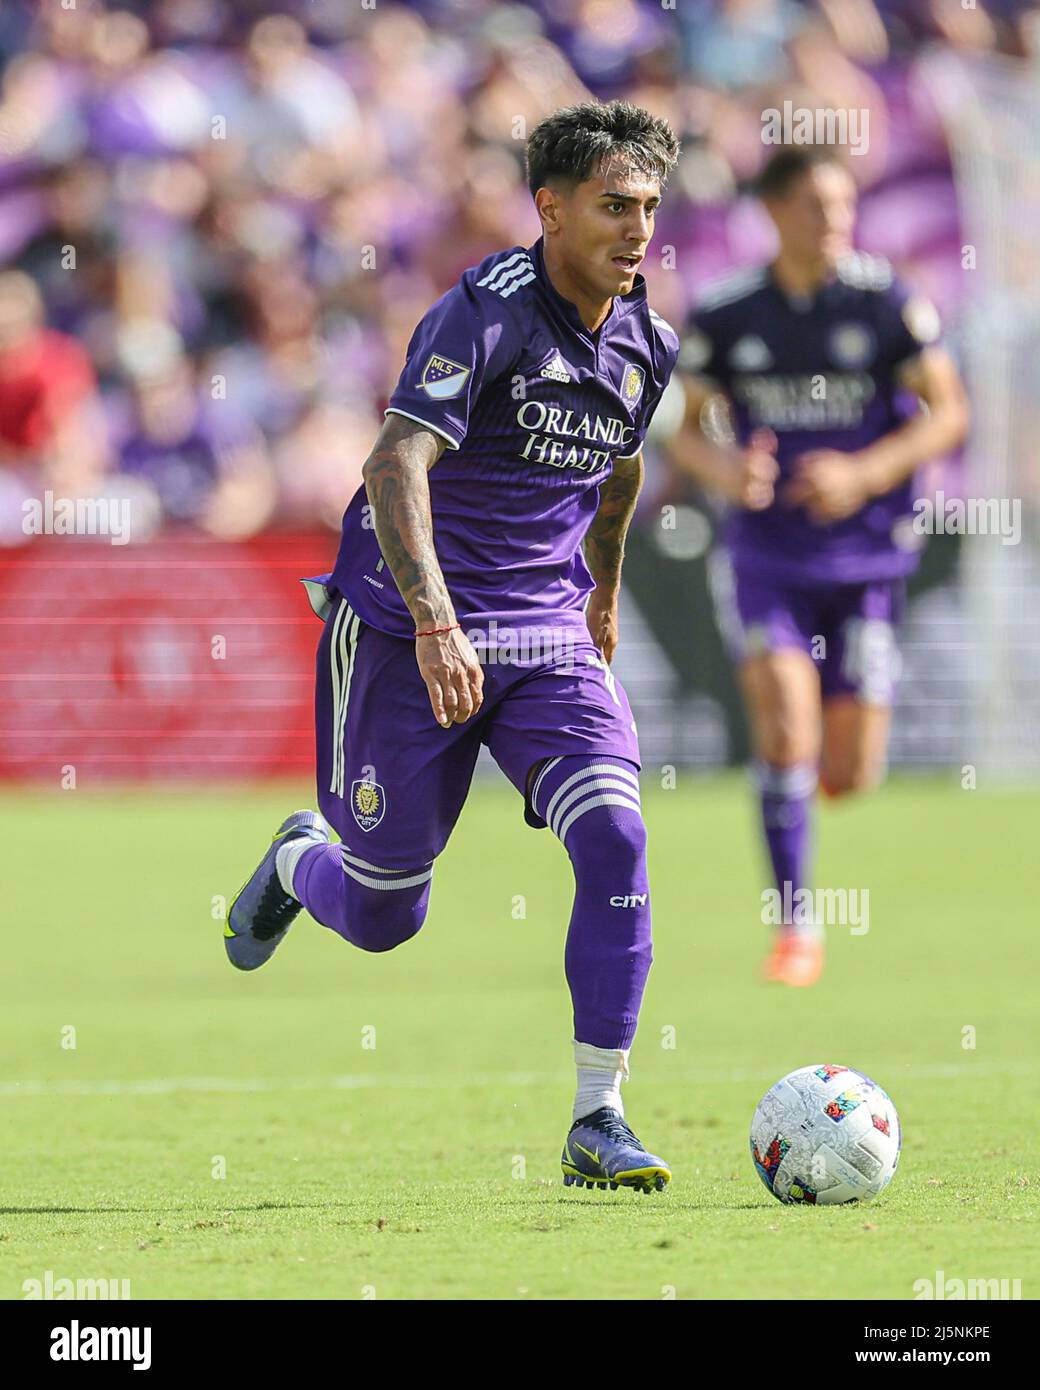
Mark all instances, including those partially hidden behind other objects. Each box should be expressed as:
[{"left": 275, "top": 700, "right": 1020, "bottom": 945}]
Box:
[{"left": 1, "top": 1058, "right": 1036, "bottom": 1100}]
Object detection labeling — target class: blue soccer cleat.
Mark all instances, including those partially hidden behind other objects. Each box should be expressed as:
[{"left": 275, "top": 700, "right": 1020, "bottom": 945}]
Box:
[
  {"left": 562, "top": 1107, "right": 672, "bottom": 1194},
  {"left": 224, "top": 810, "right": 329, "bottom": 971}
]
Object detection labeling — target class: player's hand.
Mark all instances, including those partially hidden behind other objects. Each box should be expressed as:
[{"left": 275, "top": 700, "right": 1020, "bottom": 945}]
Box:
[
  {"left": 783, "top": 449, "right": 873, "bottom": 524},
  {"left": 586, "top": 588, "right": 620, "bottom": 665},
  {"left": 728, "top": 429, "right": 779, "bottom": 510},
  {"left": 415, "top": 627, "right": 484, "bottom": 728}
]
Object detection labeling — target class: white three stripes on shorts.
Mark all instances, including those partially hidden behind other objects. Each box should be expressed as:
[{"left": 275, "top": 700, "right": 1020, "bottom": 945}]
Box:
[
  {"left": 327, "top": 601, "right": 433, "bottom": 892},
  {"left": 328, "top": 601, "right": 361, "bottom": 798},
  {"left": 532, "top": 758, "right": 642, "bottom": 845}
]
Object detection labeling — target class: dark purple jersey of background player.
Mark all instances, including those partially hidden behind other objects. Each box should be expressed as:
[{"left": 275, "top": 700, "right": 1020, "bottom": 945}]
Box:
[{"left": 683, "top": 254, "right": 941, "bottom": 586}]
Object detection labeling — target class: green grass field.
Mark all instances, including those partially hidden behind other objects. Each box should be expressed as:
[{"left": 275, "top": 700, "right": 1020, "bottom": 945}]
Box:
[{"left": 3, "top": 775, "right": 1038, "bottom": 1300}]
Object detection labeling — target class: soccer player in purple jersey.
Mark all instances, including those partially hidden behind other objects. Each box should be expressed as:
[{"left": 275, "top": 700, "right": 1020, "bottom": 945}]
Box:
[
  {"left": 671, "top": 147, "right": 969, "bottom": 986},
  {"left": 224, "top": 102, "right": 682, "bottom": 1192}
]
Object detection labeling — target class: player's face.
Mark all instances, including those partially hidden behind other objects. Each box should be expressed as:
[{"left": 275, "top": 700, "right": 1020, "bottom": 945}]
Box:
[
  {"left": 768, "top": 164, "right": 857, "bottom": 268},
  {"left": 550, "top": 164, "right": 662, "bottom": 301}
]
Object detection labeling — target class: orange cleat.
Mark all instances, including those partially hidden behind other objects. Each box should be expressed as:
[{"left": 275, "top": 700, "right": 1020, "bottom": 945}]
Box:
[{"left": 762, "top": 928, "right": 824, "bottom": 987}]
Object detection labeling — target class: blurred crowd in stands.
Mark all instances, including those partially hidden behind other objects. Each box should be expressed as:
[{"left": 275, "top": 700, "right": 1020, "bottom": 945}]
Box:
[{"left": 1, "top": 0, "right": 1037, "bottom": 543}]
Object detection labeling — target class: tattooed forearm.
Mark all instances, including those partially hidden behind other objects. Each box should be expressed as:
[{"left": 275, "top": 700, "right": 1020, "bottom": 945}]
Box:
[
  {"left": 583, "top": 452, "right": 644, "bottom": 590},
  {"left": 361, "top": 415, "right": 455, "bottom": 630}
]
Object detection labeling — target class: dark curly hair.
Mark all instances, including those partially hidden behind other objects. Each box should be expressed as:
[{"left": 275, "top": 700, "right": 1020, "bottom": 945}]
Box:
[{"left": 525, "top": 101, "right": 680, "bottom": 198}]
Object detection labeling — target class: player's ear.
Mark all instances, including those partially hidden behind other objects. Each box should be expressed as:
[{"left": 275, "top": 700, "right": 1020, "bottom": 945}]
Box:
[{"left": 535, "top": 185, "right": 562, "bottom": 234}]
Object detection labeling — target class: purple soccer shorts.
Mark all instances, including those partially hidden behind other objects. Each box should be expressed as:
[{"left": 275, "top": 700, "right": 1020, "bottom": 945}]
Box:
[
  {"left": 710, "top": 554, "right": 906, "bottom": 706},
  {"left": 311, "top": 589, "right": 640, "bottom": 865}
]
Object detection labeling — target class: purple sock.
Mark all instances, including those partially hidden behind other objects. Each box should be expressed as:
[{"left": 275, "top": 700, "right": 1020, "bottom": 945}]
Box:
[
  {"left": 754, "top": 761, "right": 817, "bottom": 935},
  {"left": 291, "top": 842, "right": 433, "bottom": 953},
  {"left": 530, "top": 756, "right": 650, "bottom": 1050}
]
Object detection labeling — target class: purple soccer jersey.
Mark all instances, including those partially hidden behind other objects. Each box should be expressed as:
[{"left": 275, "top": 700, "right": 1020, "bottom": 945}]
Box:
[
  {"left": 682, "top": 254, "right": 942, "bottom": 586},
  {"left": 328, "top": 236, "right": 679, "bottom": 636}
]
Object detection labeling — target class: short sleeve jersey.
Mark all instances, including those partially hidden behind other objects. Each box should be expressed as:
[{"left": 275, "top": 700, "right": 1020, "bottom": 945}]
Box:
[
  {"left": 681, "top": 254, "right": 942, "bottom": 585},
  {"left": 330, "top": 236, "right": 679, "bottom": 634}
]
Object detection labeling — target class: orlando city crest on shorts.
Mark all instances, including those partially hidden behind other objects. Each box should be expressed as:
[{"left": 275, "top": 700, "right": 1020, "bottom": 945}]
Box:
[
  {"left": 351, "top": 779, "right": 386, "bottom": 832},
  {"left": 420, "top": 353, "right": 471, "bottom": 399}
]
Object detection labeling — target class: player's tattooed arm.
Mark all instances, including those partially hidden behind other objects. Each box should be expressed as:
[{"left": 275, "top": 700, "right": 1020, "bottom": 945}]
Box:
[
  {"left": 582, "top": 451, "right": 644, "bottom": 664},
  {"left": 361, "top": 414, "right": 483, "bottom": 727},
  {"left": 362, "top": 414, "right": 453, "bottom": 627},
  {"left": 585, "top": 451, "right": 643, "bottom": 590}
]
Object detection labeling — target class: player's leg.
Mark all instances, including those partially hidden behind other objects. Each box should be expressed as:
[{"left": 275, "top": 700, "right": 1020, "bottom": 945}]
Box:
[
  {"left": 740, "top": 646, "right": 823, "bottom": 907},
  {"left": 487, "top": 639, "right": 669, "bottom": 1192},
  {"left": 818, "top": 582, "right": 904, "bottom": 797},
  {"left": 225, "top": 593, "right": 480, "bottom": 969},
  {"left": 527, "top": 752, "right": 651, "bottom": 1061},
  {"left": 281, "top": 841, "right": 435, "bottom": 955},
  {"left": 717, "top": 555, "right": 828, "bottom": 983},
  {"left": 820, "top": 698, "right": 892, "bottom": 797},
  {"left": 712, "top": 558, "right": 824, "bottom": 963},
  {"left": 530, "top": 754, "right": 669, "bottom": 1192},
  {"left": 293, "top": 594, "right": 484, "bottom": 952},
  {"left": 739, "top": 649, "right": 826, "bottom": 985}
]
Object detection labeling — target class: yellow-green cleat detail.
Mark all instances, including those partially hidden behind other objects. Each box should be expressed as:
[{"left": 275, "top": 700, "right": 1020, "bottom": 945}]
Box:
[{"left": 562, "top": 1107, "right": 671, "bottom": 1193}]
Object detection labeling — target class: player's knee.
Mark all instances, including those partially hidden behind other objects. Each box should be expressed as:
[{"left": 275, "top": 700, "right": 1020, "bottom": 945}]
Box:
[
  {"left": 760, "top": 722, "right": 816, "bottom": 767},
  {"left": 567, "top": 806, "right": 647, "bottom": 879},
  {"left": 332, "top": 879, "right": 430, "bottom": 953},
  {"left": 345, "top": 908, "right": 424, "bottom": 953}
]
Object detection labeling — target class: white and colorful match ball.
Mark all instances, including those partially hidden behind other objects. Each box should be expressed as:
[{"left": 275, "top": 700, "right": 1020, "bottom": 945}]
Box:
[{"left": 750, "top": 1064, "right": 901, "bottom": 1205}]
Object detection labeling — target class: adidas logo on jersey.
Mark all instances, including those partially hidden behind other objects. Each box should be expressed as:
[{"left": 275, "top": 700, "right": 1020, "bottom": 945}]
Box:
[{"left": 539, "top": 351, "right": 572, "bottom": 383}]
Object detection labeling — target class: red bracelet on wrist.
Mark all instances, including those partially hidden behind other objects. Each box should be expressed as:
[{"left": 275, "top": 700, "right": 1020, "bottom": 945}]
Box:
[{"left": 415, "top": 623, "right": 460, "bottom": 638}]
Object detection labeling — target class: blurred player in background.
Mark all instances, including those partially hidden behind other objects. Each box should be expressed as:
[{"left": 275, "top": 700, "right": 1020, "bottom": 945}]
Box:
[
  {"left": 670, "top": 147, "right": 969, "bottom": 987},
  {"left": 225, "top": 101, "right": 683, "bottom": 1192}
]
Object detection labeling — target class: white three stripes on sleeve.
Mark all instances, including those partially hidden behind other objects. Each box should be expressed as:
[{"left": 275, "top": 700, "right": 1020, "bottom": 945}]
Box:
[{"left": 476, "top": 252, "right": 536, "bottom": 298}]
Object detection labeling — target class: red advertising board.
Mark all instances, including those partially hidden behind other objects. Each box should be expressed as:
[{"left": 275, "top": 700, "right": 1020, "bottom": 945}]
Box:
[{"left": 0, "top": 533, "right": 338, "bottom": 782}]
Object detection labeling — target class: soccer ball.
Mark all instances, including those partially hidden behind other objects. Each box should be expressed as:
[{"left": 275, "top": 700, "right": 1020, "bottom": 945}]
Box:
[{"left": 750, "top": 1064, "right": 901, "bottom": 1205}]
